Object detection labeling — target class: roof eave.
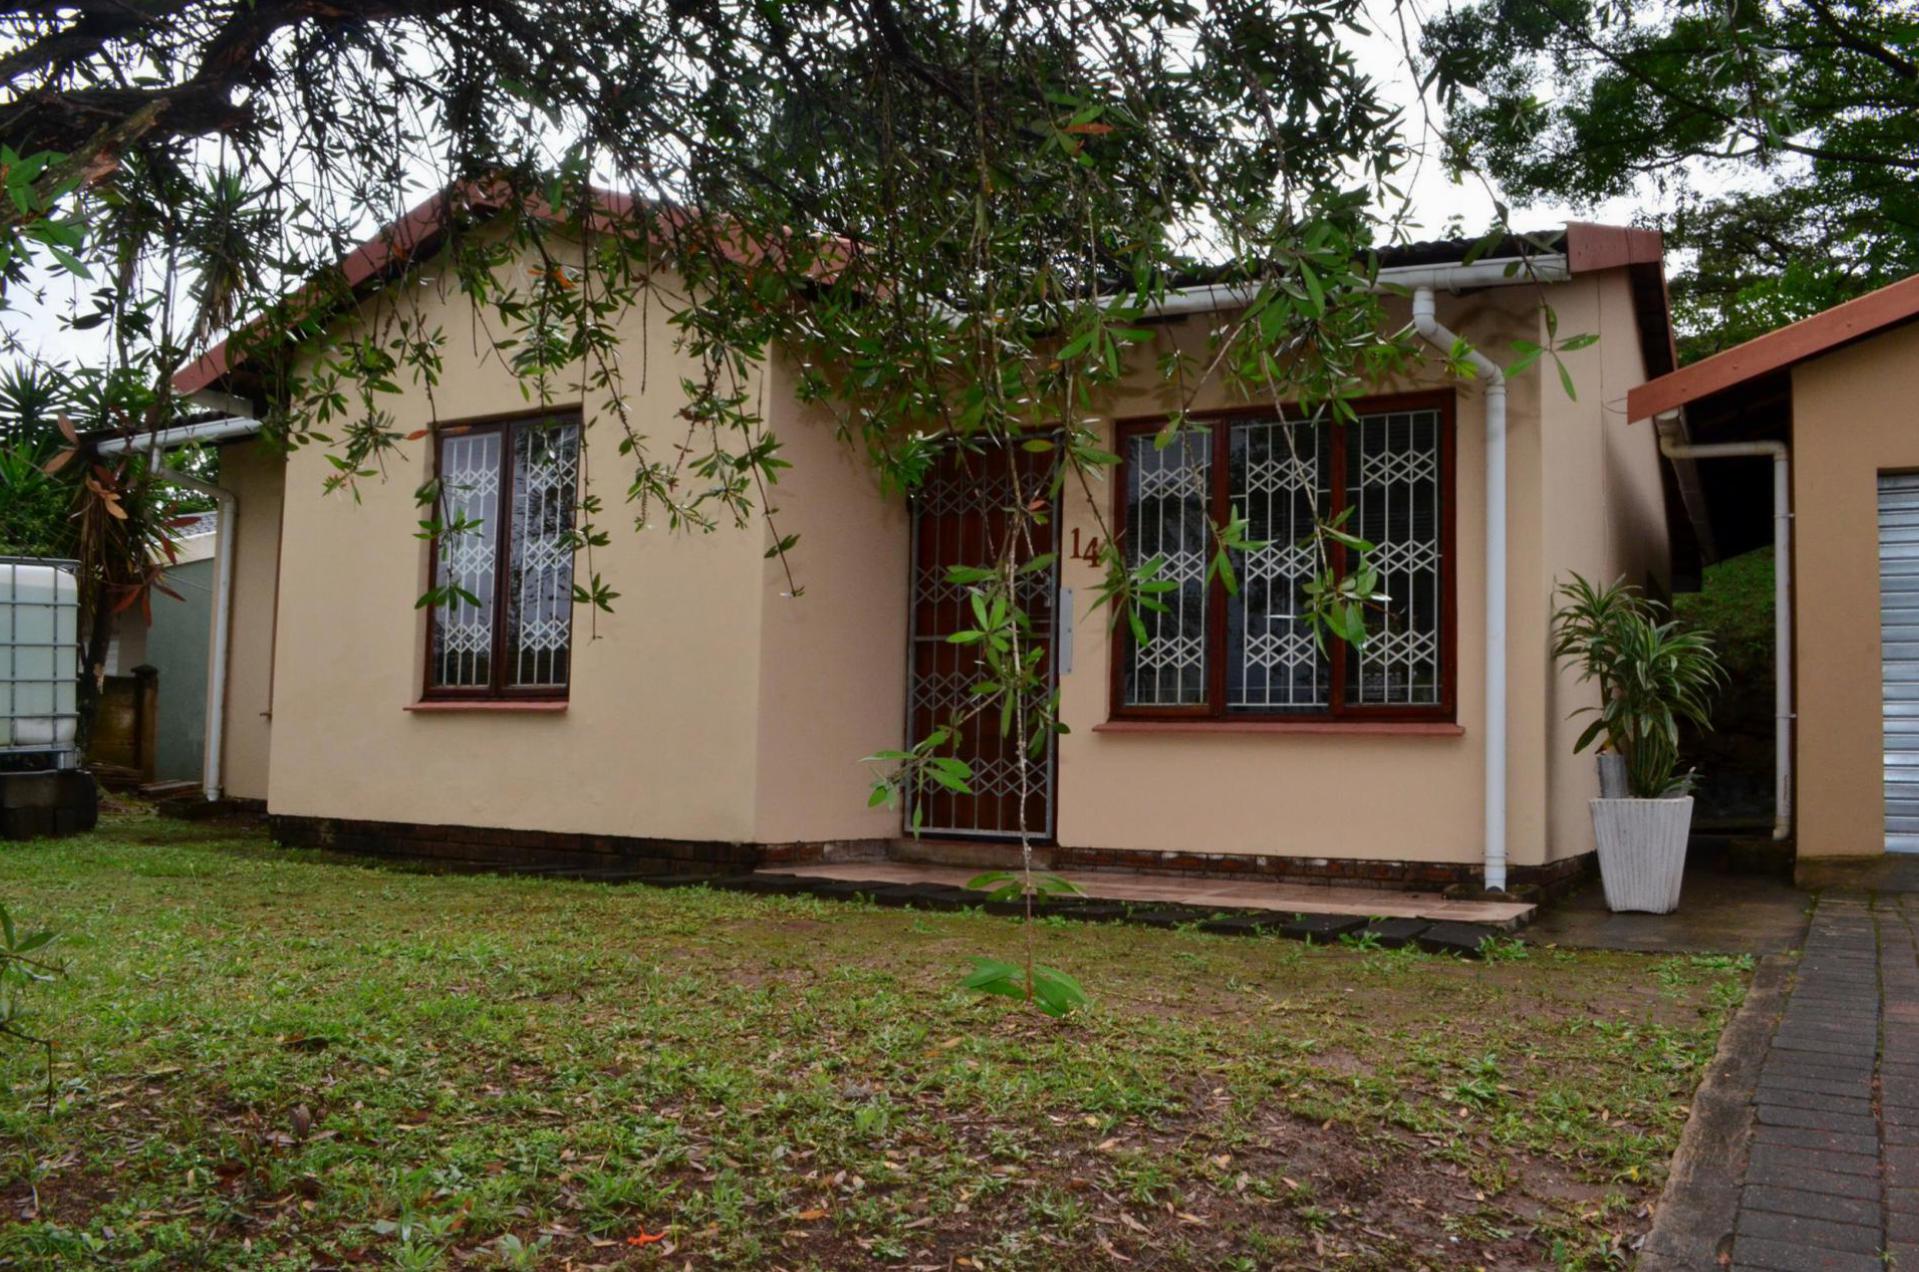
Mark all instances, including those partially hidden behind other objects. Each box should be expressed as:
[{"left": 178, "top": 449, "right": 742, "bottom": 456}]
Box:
[{"left": 1628, "top": 271, "right": 1919, "bottom": 422}]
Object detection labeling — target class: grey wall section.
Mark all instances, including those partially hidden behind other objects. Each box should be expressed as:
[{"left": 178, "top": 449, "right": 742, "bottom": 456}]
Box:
[{"left": 145, "top": 557, "right": 212, "bottom": 783}]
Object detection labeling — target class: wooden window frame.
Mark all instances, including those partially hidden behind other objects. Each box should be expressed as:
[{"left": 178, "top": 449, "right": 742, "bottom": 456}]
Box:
[
  {"left": 1109, "top": 390, "right": 1457, "bottom": 724},
  {"left": 421, "top": 409, "right": 582, "bottom": 703}
]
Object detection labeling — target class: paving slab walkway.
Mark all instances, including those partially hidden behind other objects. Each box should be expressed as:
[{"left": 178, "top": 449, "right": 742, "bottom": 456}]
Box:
[
  {"left": 1527, "top": 865, "right": 1809, "bottom": 956},
  {"left": 1650, "top": 892, "right": 1919, "bottom": 1270}
]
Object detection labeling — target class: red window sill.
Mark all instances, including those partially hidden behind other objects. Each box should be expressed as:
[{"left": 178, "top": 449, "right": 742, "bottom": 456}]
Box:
[
  {"left": 1093, "top": 719, "right": 1463, "bottom": 736},
  {"left": 405, "top": 699, "right": 569, "bottom": 713}
]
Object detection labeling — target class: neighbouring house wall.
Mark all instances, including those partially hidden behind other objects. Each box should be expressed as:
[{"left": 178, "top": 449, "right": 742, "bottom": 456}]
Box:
[
  {"left": 1790, "top": 321, "right": 1919, "bottom": 858},
  {"left": 1051, "top": 285, "right": 1575, "bottom": 867},
  {"left": 103, "top": 607, "right": 147, "bottom": 675},
  {"left": 266, "top": 245, "right": 771, "bottom": 841},
  {"left": 146, "top": 557, "right": 213, "bottom": 783},
  {"left": 1538, "top": 270, "right": 1673, "bottom": 863},
  {"left": 220, "top": 439, "right": 284, "bottom": 801},
  {"left": 106, "top": 528, "right": 214, "bottom": 783},
  {"left": 750, "top": 358, "right": 911, "bottom": 845}
]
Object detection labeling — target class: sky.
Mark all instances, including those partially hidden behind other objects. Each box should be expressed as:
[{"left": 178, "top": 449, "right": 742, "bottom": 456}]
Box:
[
  {"left": 0, "top": 0, "right": 1661, "bottom": 372},
  {"left": 1348, "top": 0, "right": 1650, "bottom": 239}
]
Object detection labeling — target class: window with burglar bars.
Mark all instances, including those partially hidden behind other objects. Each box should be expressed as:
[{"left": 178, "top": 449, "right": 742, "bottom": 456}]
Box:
[
  {"left": 425, "top": 413, "right": 581, "bottom": 699},
  {"left": 1115, "top": 395, "right": 1453, "bottom": 721}
]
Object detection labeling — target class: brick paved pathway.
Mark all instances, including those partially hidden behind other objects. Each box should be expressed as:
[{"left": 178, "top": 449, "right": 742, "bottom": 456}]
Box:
[{"left": 1729, "top": 893, "right": 1919, "bottom": 1270}]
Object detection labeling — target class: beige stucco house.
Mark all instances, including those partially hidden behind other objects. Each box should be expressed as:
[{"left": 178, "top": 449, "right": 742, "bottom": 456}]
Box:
[
  {"left": 165, "top": 200, "right": 1691, "bottom": 893},
  {"left": 1630, "top": 273, "right": 1919, "bottom": 880}
]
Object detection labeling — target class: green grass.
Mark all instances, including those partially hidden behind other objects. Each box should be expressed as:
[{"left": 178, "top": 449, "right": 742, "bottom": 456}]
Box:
[{"left": 0, "top": 812, "right": 1748, "bottom": 1269}]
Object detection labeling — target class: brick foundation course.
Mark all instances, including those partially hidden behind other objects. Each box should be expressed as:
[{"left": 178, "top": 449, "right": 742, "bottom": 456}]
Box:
[
  {"left": 269, "top": 813, "right": 890, "bottom": 876},
  {"left": 1051, "top": 843, "right": 1591, "bottom": 897},
  {"left": 270, "top": 812, "right": 1586, "bottom": 895}
]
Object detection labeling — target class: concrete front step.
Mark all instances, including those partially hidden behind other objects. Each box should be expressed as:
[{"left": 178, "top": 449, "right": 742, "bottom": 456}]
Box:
[
  {"left": 780, "top": 861, "right": 1536, "bottom": 929},
  {"left": 663, "top": 863, "right": 1532, "bottom": 957}
]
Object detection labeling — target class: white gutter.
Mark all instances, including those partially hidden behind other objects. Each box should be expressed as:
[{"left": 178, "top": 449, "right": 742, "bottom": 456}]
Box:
[
  {"left": 1656, "top": 416, "right": 1794, "bottom": 842},
  {"left": 1145, "top": 254, "right": 1571, "bottom": 320},
  {"left": 96, "top": 416, "right": 264, "bottom": 452},
  {"left": 1410, "top": 287, "right": 1510, "bottom": 893},
  {"left": 185, "top": 390, "right": 256, "bottom": 420},
  {"left": 95, "top": 417, "right": 263, "bottom": 803}
]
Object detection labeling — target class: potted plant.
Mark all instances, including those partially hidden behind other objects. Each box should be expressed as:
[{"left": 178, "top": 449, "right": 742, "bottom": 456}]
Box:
[{"left": 1553, "top": 575, "right": 1726, "bottom": 913}]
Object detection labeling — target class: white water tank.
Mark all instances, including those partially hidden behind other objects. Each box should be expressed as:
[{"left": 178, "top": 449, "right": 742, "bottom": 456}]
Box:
[{"left": 0, "top": 560, "right": 80, "bottom": 763}]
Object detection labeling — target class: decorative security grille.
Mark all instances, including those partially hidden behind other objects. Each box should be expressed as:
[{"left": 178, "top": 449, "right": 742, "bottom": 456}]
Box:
[
  {"left": 906, "top": 444, "right": 1058, "bottom": 839},
  {"left": 1227, "top": 417, "right": 1331, "bottom": 710},
  {"left": 431, "top": 431, "right": 503, "bottom": 688},
  {"left": 1346, "top": 409, "right": 1443, "bottom": 706},
  {"left": 1117, "top": 404, "right": 1447, "bottom": 717},
  {"left": 1122, "top": 429, "right": 1211, "bottom": 706},
  {"left": 507, "top": 421, "right": 580, "bottom": 688}
]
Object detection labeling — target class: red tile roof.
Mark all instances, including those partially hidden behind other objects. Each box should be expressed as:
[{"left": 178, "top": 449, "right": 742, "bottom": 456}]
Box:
[
  {"left": 1627, "top": 272, "right": 1919, "bottom": 422},
  {"left": 173, "top": 184, "right": 847, "bottom": 397}
]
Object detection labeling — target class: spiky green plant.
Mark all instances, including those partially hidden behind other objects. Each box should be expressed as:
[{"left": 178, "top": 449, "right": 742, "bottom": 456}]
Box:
[{"left": 1552, "top": 574, "right": 1726, "bottom": 798}]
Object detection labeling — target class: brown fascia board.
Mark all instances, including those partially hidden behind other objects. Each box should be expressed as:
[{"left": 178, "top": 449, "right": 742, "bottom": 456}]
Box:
[
  {"left": 1628, "top": 270, "right": 1919, "bottom": 423},
  {"left": 1564, "top": 221, "right": 1664, "bottom": 274}
]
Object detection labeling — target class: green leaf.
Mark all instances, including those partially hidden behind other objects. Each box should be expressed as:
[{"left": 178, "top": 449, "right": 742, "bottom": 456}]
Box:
[
  {"left": 961, "top": 958, "right": 1026, "bottom": 1000},
  {"left": 1029, "top": 966, "right": 1090, "bottom": 1017},
  {"left": 1298, "top": 261, "right": 1325, "bottom": 315},
  {"left": 1506, "top": 339, "right": 1545, "bottom": 378}
]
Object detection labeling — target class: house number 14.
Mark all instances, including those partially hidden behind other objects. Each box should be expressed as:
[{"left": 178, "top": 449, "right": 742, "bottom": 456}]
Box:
[{"left": 1068, "top": 528, "right": 1104, "bottom": 566}]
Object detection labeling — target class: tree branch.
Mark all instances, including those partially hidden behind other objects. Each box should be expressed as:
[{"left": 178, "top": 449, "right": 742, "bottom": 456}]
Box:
[{"left": 1801, "top": 0, "right": 1918, "bottom": 82}]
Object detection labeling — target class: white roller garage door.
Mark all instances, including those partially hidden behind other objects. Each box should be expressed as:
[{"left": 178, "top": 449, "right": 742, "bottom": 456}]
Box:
[{"left": 1880, "top": 473, "right": 1919, "bottom": 852}]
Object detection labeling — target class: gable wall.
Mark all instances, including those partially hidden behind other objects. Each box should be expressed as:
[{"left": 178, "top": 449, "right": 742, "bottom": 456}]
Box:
[
  {"left": 1537, "top": 269, "right": 1672, "bottom": 862},
  {"left": 265, "top": 245, "right": 771, "bottom": 842},
  {"left": 1791, "top": 320, "right": 1919, "bottom": 858}
]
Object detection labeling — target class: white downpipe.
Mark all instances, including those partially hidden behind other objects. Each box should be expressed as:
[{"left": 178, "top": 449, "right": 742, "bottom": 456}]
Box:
[
  {"left": 95, "top": 420, "right": 259, "bottom": 803},
  {"left": 1656, "top": 419, "right": 1794, "bottom": 842},
  {"left": 1411, "top": 287, "right": 1509, "bottom": 893}
]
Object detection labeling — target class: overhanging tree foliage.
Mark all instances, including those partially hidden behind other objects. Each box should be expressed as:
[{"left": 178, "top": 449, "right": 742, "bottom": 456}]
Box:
[
  {"left": 1, "top": 0, "right": 1570, "bottom": 1008},
  {"left": 1422, "top": 0, "right": 1919, "bottom": 361}
]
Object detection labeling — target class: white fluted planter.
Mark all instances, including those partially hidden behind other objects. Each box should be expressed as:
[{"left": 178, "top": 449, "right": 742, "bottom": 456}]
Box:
[
  {"left": 1597, "top": 753, "right": 1628, "bottom": 800},
  {"left": 1591, "top": 797, "right": 1693, "bottom": 914}
]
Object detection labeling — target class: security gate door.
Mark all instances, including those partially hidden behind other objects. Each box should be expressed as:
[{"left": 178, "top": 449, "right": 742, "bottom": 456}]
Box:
[
  {"left": 906, "top": 444, "right": 1059, "bottom": 839},
  {"left": 1880, "top": 473, "right": 1919, "bottom": 852}
]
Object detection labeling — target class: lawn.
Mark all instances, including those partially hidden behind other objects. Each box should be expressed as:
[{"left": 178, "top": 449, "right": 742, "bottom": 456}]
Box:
[{"left": 0, "top": 812, "right": 1746, "bottom": 1270}]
